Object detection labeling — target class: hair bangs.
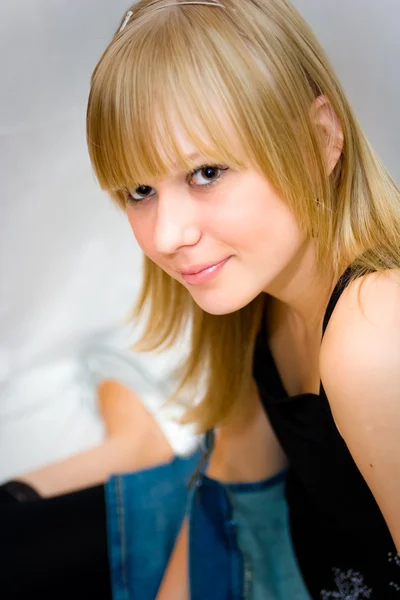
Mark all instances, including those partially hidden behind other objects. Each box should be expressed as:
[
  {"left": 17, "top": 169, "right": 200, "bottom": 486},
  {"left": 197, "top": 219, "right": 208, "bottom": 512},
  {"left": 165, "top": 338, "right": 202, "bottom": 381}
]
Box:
[
  {"left": 86, "top": 2, "right": 275, "bottom": 202},
  {"left": 87, "top": 0, "right": 400, "bottom": 432}
]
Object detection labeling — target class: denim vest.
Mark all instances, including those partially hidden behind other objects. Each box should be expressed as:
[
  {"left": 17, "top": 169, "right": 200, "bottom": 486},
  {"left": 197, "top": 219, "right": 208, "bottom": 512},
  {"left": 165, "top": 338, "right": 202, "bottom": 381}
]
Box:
[{"left": 105, "top": 446, "right": 311, "bottom": 600}]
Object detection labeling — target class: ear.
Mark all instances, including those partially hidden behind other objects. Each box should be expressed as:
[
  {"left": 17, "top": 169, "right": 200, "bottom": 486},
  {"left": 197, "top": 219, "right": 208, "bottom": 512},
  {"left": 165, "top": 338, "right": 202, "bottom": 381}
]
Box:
[{"left": 310, "top": 95, "right": 344, "bottom": 175}]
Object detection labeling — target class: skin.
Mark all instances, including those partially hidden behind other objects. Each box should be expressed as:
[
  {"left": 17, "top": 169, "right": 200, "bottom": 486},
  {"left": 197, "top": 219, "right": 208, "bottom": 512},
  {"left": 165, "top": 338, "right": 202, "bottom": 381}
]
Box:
[
  {"left": 321, "top": 270, "right": 400, "bottom": 551},
  {"left": 17, "top": 380, "right": 174, "bottom": 497},
  {"left": 124, "top": 97, "right": 400, "bottom": 598},
  {"left": 128, "top": 158, "right": 311, "bottom": 317},
  {"left": 127, "top": 96, "right": 342, "bottom": 324},
  {"left": 14, "top": 97, "right": 400, "bottom": 596},
  {"left": 14, "top": 100, "right": 338, "bottom": 499}
]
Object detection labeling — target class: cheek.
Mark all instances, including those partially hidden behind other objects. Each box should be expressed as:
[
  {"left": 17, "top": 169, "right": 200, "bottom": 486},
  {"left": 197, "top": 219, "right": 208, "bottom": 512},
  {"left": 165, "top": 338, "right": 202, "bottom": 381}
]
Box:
[
  {"left": 127, "top": 208, "right": 155, "bottom": 258},
  {"left": 253, "top": 202, "right": 301, "bottom": 245},
  {"left": 216, "top": 188, "right": 300, "bottom": 252}
]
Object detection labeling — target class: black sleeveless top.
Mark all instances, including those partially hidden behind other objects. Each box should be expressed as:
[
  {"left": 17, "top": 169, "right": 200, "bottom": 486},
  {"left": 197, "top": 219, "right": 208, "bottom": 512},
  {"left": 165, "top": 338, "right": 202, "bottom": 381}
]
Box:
[{"left": 253, "top": 268, "right": 400, "bottom": 599}]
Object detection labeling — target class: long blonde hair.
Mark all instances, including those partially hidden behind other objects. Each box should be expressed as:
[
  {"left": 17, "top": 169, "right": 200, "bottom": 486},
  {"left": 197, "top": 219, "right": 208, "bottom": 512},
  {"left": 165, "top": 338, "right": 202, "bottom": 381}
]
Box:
[{"left": 87, "top": 0, "right": 400, "bottom": 431}]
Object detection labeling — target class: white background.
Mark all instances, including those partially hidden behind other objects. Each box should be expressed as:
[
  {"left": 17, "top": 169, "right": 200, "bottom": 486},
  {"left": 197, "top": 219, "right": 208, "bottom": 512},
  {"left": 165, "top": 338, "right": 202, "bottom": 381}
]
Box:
[{"left": 0, "top": 1, "right": 398, "bottom": 481}]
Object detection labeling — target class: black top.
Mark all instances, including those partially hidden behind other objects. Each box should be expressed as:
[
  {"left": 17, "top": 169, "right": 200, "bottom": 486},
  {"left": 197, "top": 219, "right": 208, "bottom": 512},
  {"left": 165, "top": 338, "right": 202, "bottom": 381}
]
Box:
[{"left": 253, "top": 268, "right": 400, "bottom": 599}]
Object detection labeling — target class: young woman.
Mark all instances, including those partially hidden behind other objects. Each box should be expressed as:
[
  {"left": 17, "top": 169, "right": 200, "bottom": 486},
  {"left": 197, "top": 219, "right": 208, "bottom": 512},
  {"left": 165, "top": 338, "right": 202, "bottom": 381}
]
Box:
[{"left": 86, "top": 0, "right": 400, "bottom": 598}]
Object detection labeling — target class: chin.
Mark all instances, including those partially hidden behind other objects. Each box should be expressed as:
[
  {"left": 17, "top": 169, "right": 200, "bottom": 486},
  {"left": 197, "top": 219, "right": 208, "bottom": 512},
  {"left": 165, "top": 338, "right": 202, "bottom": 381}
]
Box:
[{"left": 190, "top": 288, "right": 258, "bottom": 316}]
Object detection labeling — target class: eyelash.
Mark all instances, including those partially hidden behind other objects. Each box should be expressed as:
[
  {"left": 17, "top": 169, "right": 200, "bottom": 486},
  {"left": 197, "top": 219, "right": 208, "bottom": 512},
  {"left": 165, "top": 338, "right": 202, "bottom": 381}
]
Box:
[{"left": 126, "top": 164, "right": 229, "bottom": 204}]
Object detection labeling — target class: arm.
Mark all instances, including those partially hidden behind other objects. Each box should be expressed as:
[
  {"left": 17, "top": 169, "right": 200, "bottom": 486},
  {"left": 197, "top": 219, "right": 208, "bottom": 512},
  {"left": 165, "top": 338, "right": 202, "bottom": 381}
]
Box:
[
  {"left": 321, "top": 270, "right": 400, "bottom": 551},
  {"left": 18, "top": 380, "right": 173, "bottom": 497}
]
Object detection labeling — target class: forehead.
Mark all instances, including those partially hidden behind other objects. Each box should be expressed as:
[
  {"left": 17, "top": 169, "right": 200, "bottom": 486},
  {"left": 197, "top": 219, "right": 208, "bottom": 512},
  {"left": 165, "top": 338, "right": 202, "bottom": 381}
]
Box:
[
  {"left": 159, "top": 113, "right": 203, "bottom": 162},
  {"left": 153, "top": 108, "right": 245, "bottom": 174}
]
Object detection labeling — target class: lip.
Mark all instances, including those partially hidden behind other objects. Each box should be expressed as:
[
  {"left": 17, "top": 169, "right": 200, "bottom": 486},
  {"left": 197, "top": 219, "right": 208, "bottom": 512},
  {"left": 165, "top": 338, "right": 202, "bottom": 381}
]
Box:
[{"left": 179, "top": 257, "right": 231, "bottom": 285}]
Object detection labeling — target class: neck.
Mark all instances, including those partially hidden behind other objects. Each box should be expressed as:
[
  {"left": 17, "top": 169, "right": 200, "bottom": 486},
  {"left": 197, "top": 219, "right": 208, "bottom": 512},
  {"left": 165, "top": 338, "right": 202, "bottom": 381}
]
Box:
[{"left": 264, "top": 240, "right": 338, "bottom": 332}]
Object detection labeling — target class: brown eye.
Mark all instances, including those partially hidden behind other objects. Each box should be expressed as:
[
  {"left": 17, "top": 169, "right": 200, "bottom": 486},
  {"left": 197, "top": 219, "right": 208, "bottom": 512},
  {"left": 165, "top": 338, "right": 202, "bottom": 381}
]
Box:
[
  {"left": 202, "top": 166, "right": 219, "bottom": 180},
  {"left": 189, "top": 165, "right": 229, "bottom": 187},
  {"left": 129, "top": 184, "right": 155, "bottom": 202}
]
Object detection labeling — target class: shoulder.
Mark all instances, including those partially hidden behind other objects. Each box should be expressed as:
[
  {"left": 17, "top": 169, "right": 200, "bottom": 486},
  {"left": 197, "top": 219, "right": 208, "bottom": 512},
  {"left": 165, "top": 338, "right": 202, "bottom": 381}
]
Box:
[
  {"left": 321, "top": 268, "right": 400, "bottom": 394},
  {"left": 320, "top": 269, "right": 400, "bottom": 549}
]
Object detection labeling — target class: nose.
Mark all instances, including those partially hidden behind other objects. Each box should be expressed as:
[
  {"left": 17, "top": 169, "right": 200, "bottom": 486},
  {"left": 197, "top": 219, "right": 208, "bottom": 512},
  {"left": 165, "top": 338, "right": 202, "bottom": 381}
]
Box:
[{"left": 154, "top": 188, "right": 201, "bottom": 255}]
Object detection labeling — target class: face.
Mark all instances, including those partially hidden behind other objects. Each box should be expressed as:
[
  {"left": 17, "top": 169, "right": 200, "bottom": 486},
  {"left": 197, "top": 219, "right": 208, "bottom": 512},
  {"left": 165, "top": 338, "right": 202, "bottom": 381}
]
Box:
[{"left": 125, "top": 129, "right": 307, "bottom": 316}]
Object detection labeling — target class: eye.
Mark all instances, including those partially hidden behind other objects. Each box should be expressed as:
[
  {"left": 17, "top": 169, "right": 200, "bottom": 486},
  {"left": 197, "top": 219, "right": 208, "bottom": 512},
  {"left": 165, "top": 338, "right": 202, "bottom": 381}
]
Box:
[
  {"left": 126, "top": 164, "right": 229, "bottom": 204},
  {"left": 189, "top": 165, "right": 229, "bottom": 187},
  {"left": 128, "top": 184, "right": 156, "bottom": 203}
]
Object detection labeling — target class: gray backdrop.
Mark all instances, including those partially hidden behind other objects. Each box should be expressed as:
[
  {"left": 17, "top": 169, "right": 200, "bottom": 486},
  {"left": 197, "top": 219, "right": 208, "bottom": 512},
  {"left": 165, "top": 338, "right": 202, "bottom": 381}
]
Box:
[{"left": 0, "top": 1, "right": 398, "bottom": 480}]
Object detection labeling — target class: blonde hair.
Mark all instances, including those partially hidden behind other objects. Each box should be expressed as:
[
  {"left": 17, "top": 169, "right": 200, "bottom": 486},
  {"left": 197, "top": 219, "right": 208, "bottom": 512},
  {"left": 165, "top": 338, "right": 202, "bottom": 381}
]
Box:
[{"left": 87, "top": 0, "right": 400, "bottom": 431}]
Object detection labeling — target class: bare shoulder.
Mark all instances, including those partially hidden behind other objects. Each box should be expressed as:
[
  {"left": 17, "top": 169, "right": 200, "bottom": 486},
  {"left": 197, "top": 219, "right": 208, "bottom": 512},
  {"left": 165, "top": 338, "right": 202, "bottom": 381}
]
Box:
[
  {"left": 320, "top": 269, "right": 400, "bottom": 550},
  {"left": 320, "top": 268, "right": 400, "bottom": 390}
]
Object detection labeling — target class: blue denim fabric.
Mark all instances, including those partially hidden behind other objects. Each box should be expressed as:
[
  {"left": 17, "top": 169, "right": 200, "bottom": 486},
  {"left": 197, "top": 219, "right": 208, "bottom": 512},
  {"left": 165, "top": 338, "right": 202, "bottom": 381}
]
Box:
[
  {"left": 227, "top": 475, "right": 311, "bottom": 599},
  {"left": 105, "top": 452, "right": 311, "bottom": 600},
  {"left": 188, "top": 475, "right": 245, "bottom": 600},
  {"left": 106, "top": 452, "right": 202, "bottom": 600}
]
